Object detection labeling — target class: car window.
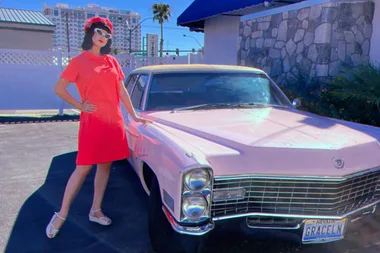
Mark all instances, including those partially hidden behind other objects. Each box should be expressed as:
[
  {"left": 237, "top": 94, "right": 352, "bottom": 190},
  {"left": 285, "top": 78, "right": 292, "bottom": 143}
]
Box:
[
  {"left": 131, "top": 74, "right": 149, "bottom": 110},
  {"left": 145, "top": 72, "right": 291, "bottom": 111},
  {"left": 125, "top": 74, "right": 138, "bottom": 94}
]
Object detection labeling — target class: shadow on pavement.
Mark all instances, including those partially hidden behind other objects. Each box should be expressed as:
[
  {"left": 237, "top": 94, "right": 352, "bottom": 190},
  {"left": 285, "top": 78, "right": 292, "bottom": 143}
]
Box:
[
  {"left": 4, "top": 151, "right": 380, "bottom": 253},
  {"left": 4, "top": 152, "right": 153, "bottom": 253}
]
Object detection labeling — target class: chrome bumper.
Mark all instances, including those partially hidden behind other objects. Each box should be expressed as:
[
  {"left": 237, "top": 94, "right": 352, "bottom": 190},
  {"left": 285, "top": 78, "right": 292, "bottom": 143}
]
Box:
[
  {"left": 162, "top": 201, "right": 379, "bottom": 236},
  {"left": 212, "top": 200, "right": 380, "bottom": 222},
  {"left": 162, "top": 206, "right": 215, "bottom": 236}
]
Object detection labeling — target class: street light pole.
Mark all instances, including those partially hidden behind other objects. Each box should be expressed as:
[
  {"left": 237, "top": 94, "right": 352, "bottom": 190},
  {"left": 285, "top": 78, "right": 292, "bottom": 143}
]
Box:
[
  {"left": 183, "top": 34, "right": 203, "bottom": 49},
  {"left": 65, "top": 12, "right": 71, "bottom": 61},
  {"left": 126, "top": 17, "right": 153, "bottom": 55},
  {"left": 129, "top": 28, "right": 132, "bottom": 54}
]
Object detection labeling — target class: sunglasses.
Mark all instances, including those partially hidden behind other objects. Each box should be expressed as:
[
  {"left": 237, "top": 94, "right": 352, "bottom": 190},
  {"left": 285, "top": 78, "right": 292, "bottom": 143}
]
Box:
[{"left": 94, "top": 28, "right": 112, "bottom": 39}]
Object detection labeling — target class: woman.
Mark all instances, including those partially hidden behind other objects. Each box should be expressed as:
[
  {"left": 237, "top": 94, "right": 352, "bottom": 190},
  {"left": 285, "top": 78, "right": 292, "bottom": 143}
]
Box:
[{"left": 46, "top": 16, "right": 151, "bottom": 238}]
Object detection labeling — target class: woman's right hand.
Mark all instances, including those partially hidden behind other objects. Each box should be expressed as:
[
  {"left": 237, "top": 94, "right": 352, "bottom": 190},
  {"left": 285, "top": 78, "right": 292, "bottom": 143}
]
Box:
[{"left": 80, "top": 100, "right": 97, "bottom": 113}]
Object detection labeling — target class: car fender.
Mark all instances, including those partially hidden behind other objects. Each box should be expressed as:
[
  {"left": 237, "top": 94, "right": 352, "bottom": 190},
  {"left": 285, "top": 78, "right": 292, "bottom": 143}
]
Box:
[{"left": 133, "top": 122, "right": 211, "bottom": 221}]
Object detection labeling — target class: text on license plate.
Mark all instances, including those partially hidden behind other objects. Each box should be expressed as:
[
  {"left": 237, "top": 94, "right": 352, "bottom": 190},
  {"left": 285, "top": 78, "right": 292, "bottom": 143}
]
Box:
[{"left": 302, "top": 219, "right": 347, "bottom": 243}]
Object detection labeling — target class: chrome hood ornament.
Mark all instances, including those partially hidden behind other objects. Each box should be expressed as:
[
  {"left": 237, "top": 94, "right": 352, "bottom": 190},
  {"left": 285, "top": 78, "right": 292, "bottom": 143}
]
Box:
[{"left": 332, "top": 157, "right": 345, "bottom": 169}]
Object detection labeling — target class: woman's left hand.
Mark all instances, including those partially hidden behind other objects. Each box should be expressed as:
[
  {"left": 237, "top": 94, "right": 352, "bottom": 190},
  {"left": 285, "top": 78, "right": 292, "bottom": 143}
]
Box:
[{"left": 134, "top": 116, "right": 153, "bottom": 124}]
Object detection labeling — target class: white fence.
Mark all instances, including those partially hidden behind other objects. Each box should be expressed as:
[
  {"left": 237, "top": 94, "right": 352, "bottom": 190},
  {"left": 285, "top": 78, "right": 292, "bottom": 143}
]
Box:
[{"left": 0, "top": 49, "right": 204, "bottom": 112}]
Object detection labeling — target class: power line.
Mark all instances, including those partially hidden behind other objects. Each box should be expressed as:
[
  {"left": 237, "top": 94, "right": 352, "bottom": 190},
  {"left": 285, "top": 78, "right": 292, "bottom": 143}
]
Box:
[{"left": 140, "top": 25, "right": 190, "bottom": 30}]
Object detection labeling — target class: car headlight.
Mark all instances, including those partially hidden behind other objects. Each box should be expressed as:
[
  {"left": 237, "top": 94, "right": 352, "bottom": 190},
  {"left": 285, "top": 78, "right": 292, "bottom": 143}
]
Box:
[
  {"left": 184, "top": 168, "right": 210, "bottom": 191},
  {"left": 182, "top": 195, "right": 207, "bottom": 219}
]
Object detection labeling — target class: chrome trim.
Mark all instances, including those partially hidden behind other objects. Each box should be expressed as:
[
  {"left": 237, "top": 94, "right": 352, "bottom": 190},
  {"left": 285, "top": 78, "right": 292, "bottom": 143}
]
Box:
[
  {"left": 350, "top": 204, "right": 377, "bottom": 222},
  {"left": 246, "top": 203, "right": 376, "bottom": 230},
  {"left": 139, "top": 73, "right": 152, "bottom": 111},
  {"left": 180, "top": 167, "right": 214, "bottom": 223},
  {"left": 211, "top": 167, "right": 380, "bottom": 219},
  {"left": 140, "top": 71, "right": 156, "bottom": 112},
  {"left": 245, "top": 202, "right": 377, "bottom": 231},
  {"left": 246, "top": 216, "right": 305, "bottom": 230},
  {"left": 212, "top": 187, "right": 247, "bottom": 202},
  {"left": 213, "top": 166, "right": 380, "bottom": 182},
  {"left": 211, "top": 200, "right": 380, "bottom": 221},
  {"left": 182, "top": 189, "right": 212, "bottom": 197},
  {"left": 264, "top": 72, "right": 293, "bottom": 107},
  {"left": 162, "top": 205, "right": 215, "bottom": 236},
  {"left": 247, "top": 223, "right": 302, "bottom": 230}
]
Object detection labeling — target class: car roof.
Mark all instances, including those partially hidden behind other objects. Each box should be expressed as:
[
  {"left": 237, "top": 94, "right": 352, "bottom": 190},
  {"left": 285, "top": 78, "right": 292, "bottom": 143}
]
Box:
[{"left": 130, "top": 64, "right": 266, "bottom": 75}]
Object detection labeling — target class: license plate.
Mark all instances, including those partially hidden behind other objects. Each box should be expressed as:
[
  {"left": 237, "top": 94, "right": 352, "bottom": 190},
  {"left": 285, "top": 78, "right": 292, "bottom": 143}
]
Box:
[{"left": 302, "top": 219, "right": 347, "bottom": 243}]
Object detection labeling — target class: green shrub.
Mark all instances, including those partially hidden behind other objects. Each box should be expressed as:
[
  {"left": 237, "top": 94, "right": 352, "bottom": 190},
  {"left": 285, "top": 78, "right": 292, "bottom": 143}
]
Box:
[
  {"left": 282, "top": 72, "right": 330, "bottom": 116},
  {"left": 324, "top": 63, "right": 380, "bottom": 126},
  {"left": 282, "top": 63, "right": 380, "bottom": 127}
]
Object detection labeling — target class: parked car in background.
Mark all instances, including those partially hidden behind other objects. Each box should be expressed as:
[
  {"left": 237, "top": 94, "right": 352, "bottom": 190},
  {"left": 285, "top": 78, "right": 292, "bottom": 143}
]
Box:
[{"left": 121, "top": 64, "right": 380, "bottom": 253}]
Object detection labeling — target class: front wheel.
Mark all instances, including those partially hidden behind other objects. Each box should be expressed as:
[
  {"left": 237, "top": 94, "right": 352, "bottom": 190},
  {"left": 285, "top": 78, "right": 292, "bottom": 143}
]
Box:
[{"left": 148, "top": 175, "right": 207, "bottom": 253}]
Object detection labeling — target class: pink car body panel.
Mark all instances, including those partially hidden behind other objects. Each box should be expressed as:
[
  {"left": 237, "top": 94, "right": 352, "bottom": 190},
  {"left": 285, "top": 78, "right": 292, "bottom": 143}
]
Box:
[
  {"left": 132, "top": 107, "right": 380, "bottom": 221},
  {"left": 141, "top": 108, "right": 380, "bottom": 177},
  {"left": 122, "top": 64, "right": 380, "bottom": 223}
]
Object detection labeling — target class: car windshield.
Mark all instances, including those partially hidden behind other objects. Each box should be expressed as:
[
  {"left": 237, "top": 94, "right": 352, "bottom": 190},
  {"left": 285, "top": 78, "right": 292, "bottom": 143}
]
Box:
[{"left": 145, "top": 72, "right": 292, "bottom": 111}]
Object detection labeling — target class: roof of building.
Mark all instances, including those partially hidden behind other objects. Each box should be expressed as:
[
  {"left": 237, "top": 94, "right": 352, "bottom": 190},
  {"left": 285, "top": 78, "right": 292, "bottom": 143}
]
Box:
[
  {"left": 177, "top": 0, "right": 303, "bottom": 31},
  {"left": 0, "top": 8, "right": 55, "bottom": 26},
  {"left": 131, "top": 64, "right": 265, "bottom": 74}
]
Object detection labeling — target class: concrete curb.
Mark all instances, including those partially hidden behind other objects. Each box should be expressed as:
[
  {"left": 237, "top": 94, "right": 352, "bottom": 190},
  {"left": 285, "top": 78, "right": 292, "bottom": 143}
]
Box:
[{"left": 0, "top": 114, "right": 80, "bottom": 124}]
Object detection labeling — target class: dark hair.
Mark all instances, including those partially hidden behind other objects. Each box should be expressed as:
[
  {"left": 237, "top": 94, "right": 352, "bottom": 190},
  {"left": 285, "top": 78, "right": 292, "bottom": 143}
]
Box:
[{"left": 81, "top": 22, "right": 112, "bottom": 55}]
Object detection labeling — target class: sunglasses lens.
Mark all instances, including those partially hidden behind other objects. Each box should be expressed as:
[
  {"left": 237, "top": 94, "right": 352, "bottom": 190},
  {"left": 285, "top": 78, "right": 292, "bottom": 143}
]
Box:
[{"left": 94, "top": 28, "right": 111, "bottom": 39}]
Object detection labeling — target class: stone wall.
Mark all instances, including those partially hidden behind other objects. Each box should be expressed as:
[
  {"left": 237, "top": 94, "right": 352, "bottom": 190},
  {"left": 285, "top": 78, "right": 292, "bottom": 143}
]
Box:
[{"left": 238, "top": 1, "right": 375, "bottom": 86}]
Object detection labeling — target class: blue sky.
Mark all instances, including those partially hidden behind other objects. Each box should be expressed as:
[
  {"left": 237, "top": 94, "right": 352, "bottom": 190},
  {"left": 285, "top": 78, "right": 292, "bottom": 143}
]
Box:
[{"left": 2, "top": 0, "right": 204, "bottom": 53}]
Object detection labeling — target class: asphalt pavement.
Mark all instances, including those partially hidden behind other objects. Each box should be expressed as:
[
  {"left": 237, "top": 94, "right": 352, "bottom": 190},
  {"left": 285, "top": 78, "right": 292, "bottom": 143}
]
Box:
[{"left": 1, "top": 121, "right": 380, "bottom": 253}]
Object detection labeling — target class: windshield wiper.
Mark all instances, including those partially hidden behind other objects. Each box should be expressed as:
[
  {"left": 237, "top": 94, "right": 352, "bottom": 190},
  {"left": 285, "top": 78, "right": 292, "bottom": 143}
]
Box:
[
  {"left": 235, "top": 103, "right": 287, "bottom": 108},
  {"left": 233, "top": 102, "right": 259, "bottom": 107},
  {"left": 172, "top": 103, "right": 233, "bottom": 112},
  {"left": 172, "top": 102, "right": 284, "bottom": 112}
]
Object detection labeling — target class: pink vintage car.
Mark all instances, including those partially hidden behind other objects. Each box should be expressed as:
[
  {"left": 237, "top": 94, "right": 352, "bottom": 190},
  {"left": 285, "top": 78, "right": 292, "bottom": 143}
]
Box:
[{"left": 121, "top": 64, "right": 380, "bottom": 253}]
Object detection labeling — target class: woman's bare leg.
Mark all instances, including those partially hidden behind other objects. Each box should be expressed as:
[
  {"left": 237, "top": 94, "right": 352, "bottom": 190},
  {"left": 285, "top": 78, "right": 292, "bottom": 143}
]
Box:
[
  {"left": 90, "top": 162, "right": 112, "bottom": 218},
  {"left": 48, "top": 165, "right": 92, "bottom": 235}
]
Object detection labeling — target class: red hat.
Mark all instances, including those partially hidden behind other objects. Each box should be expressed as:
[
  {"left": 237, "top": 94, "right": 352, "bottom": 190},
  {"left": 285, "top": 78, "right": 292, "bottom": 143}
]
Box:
[{"left": 84, "top": 16, "right": 113, "bottom": 34}]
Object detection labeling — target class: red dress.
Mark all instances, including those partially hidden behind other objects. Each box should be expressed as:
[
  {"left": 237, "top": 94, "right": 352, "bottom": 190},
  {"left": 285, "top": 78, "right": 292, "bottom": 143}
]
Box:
[{"left": 60, "top": 51, "right": 130, "bottom": 165}]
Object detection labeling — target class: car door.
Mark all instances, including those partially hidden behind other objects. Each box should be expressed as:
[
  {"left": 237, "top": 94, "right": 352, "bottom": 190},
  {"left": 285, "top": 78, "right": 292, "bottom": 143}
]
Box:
[{"left": 127, "top": 74, "right": 149, "bottom": 165}]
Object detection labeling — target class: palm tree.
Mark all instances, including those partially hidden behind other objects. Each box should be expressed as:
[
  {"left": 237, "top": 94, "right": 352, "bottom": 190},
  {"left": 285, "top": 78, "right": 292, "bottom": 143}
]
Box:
[{"left": 152, "top": 3, "right": 171, "bottom": 57}]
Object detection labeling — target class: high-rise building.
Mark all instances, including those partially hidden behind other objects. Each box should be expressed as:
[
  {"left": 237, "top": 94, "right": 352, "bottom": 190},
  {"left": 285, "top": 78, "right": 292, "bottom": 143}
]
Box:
[{"left": 42, "top": 3, "right": 141, "bottom": 53}]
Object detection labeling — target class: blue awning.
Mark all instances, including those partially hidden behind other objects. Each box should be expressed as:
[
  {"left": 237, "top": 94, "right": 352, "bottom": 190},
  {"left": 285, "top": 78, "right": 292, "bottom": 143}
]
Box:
[
  {"left": 177, "top": 0, "right": 303, "bottom": 31},
  {"left": 177, "top": 0, "right": 267, "bottom": 30}
]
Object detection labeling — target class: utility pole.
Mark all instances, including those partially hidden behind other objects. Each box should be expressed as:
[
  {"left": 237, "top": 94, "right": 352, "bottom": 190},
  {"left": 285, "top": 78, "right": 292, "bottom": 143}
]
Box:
[
  {"left": 126, "top": 17, "right": 153, "bottom": 55},
  {"left": 129, "top": 28, "right": 132, "bottom": 55},
  {"left": 65, "top": 12, "right": 71, "bottom": 61}
]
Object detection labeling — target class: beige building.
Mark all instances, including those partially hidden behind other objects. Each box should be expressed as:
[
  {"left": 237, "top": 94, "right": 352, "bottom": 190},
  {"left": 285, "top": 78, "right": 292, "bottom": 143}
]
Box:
[
  {"left": 0, "top": 8, "right": 56, "bottom": 51},
  {"left": 146, "top": 34, "right": 158, "bottom": 57}
]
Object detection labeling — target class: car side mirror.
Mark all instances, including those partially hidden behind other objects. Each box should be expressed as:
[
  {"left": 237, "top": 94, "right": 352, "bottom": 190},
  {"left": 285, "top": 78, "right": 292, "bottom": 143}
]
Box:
[{"left": 292, "top": 98, "right": 301, "bottom": 108}]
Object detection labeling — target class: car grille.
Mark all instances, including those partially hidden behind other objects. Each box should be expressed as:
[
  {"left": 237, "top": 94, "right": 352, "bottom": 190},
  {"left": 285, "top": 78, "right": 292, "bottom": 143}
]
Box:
[{"left": 211, "top": 168, "right": 380, "bottom": 219}]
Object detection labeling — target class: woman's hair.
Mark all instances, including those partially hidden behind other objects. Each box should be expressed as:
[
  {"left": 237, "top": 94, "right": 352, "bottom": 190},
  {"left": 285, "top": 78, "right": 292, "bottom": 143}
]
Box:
[{"left": 81, "top": 22, "right": 112, "bottom": 55}]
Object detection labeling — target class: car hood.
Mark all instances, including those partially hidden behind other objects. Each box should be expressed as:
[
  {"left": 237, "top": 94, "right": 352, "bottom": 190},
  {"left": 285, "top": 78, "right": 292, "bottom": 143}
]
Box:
[{"left": 145, "top": 107, "right": 380, "bottom": 177}]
